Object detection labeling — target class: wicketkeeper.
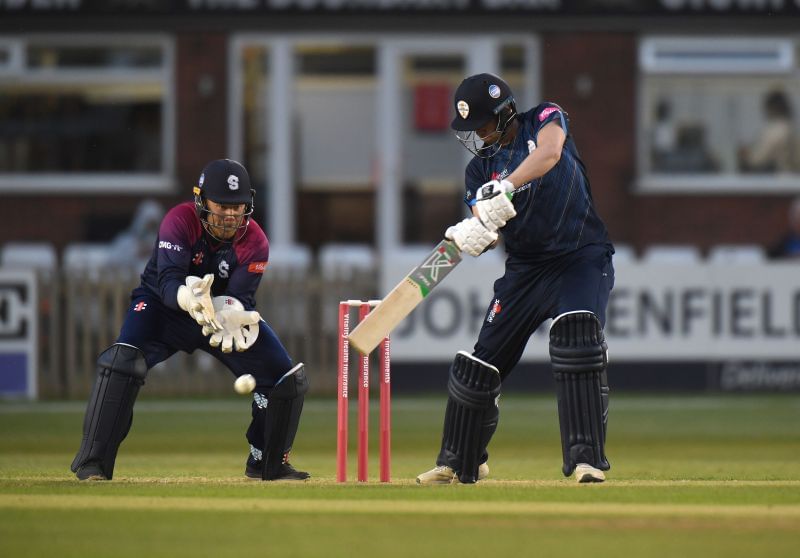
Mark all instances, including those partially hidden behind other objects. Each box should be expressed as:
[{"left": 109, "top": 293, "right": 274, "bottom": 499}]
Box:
[
  {"left": 71, "top": 159, "right": 310, "bottom": 481},
  {"left": 416, "top": 73, "right": 615, "bottom": 484}
]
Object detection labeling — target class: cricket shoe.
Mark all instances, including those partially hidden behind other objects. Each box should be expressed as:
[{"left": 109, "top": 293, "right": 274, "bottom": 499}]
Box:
[
  {"left": 415, "top": 462, "right": 490, "bottom": 485},
  {"left": 245, "top": 455, "right": 310, "bottom": 481},
  {"left": 574, "top": 463, "right": 606, "bottom": 483},
  {"left": 75, "top": 461, "right": 108, "bottom": 481}
]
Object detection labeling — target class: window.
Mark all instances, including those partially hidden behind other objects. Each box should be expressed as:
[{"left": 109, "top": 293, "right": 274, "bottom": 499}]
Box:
[
  {"left": 239, "top": 44, "right": 270, "bottom": 208},
  {"left": 638, "top": 37, "right": 800, "bottom": 193},
  {"left": 0, "top": 35, "right": 175, "bottom": 193},
  {"left": 297, "top": 45, "right": 374, "bottom": 76},
  {"left": 292, "top": 44, "right": 377, "bottom": 191},
  {"left": 0, "top": 40, "right": 22, "bottom": 74}
]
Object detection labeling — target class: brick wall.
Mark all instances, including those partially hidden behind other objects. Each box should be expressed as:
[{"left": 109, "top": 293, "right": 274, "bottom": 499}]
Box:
[
  {"left": 4, "top": 197, "right": 142, "bottom": 249},
  {"left": 2, "top": 31, "right": 796, "bottom": 257},
  {"left": 541, "top": 32, "right": 796, "bottom": 255},
  {"left": 175, "top": 32, "right": 228, "bottom": 190},
  {"left": 2, "top": 32, "right": 227, "bottom": 253}
]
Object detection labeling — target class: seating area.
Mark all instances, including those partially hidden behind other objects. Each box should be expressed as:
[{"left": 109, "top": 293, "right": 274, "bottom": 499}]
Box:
[
  {"left": 0, "top": 242, "right": 58, "bottom": 275},
  {"left": 0, "top": 241, "right": 773, "bottom": 277},
  {"left": 621, "top": 243, "right": 766, "bottom": 264},
  {"left": 0, "top": 239, "right": 781, "bottom": 399}
]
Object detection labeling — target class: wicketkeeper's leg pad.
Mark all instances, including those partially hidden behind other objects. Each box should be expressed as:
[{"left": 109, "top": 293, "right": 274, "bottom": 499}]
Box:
[
  {"left": 550, "top": 311, "right": 610, "bottom": 477},
  {"left": 261, "top": 363, "right": 309, "bottom": 480},
  {"left": 71, "top": 343, "right": 148, "bottom": 479},
  {"left": 438, "top": 351, "right": 501, "bottom": 483}
]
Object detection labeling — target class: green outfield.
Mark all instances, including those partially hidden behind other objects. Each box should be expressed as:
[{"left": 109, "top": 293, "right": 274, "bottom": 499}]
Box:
[{"left": 1, "top": 394, "right": 798, "bottom": 557}]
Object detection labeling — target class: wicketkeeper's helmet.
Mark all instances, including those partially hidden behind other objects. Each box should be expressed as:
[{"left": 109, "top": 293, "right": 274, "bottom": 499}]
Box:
[{"left": 193, "top": 158, "right": 255, "bottom": 242}]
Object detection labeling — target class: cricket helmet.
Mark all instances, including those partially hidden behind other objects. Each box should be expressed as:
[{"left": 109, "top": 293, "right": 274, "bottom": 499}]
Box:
[
  {"left": 451, "top": 73, "right": 518, "bottom": 158},
  {"left": 193, "top": 158, "right": 255, "bottom": 242}
]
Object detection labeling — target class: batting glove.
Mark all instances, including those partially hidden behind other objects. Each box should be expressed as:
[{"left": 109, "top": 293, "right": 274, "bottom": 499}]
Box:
[
  {"left": 445, "top": 216, "right": 498, "bottom": 257},
  {"left": 177, "top": 274, "right": 222, "bottom": 331},
  {"left": 202, "top": 296, "right": 261, "bottom": 353},
  {"left": 475, "top": 179, "right": 516, "bottom": 231}
]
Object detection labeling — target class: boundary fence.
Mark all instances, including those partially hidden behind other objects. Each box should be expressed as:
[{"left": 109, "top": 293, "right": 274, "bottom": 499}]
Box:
[{"left": 31, "top": 265, "right": 376, "bottom": 399}]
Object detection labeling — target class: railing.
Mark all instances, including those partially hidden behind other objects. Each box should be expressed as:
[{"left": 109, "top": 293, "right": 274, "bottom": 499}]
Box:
[{"left": 34, "top": 266, "right": 377, "bottom": 399}]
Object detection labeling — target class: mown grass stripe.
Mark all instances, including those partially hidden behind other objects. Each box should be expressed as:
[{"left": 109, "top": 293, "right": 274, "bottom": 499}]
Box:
[
  {"left": 3, "top": 476, "right": 800, "bottom": 487},
  {"left": 2, "top": 494, "right": 799, "bottom": 519}
]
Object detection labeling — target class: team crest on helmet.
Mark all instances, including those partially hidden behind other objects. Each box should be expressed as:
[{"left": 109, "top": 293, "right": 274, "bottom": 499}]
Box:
[
  {"left": 457, "top": 100, "right": 469, "bottom": 119},
  {"left": 227, "top": 174, "right": 239, "bottom": 190},
  {"left": 488, "top": 84, "right": 501, "bottom": 98},
  {"left": 198, "top": 173, "right": 205, "bottom": 187}
]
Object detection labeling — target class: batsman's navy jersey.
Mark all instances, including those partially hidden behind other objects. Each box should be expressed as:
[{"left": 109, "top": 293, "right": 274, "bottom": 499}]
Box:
[
  {"left": 464, "top": 103, "right": 610, "bottom": 259},
  {"left": 463, "top": 103, "right": 615, "bottom": 376},
  {"left": 133, "top": 202, "right": 269, "bottom": 311}
]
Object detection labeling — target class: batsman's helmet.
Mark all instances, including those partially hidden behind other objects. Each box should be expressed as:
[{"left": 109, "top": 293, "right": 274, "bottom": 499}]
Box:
[
  {"left": 451, "top": 73, "right": 517, "bottom": 158},
  {"left": 193, "top": 159, "right": 255, "bottom": 242}
]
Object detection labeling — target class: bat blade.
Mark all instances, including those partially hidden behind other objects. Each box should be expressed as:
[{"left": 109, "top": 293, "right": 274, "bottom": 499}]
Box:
[{"left": 348, "top": 239, "right": 462, "bottom": 353}]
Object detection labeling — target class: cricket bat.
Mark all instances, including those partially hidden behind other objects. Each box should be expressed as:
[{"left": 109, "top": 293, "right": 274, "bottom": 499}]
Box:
[{"left": 348, "top": 239, "right": 463, "bottom": 354}]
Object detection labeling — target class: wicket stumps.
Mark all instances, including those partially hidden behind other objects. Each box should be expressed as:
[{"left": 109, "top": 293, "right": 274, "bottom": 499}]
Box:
[{"left": 337, "top": 300, "right": 391, "bottom": 483}]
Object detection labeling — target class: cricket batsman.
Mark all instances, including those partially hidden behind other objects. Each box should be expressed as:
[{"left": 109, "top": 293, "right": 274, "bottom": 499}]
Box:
[
  {"left": 71, "top": 159, "right": 310, "bottom": 481},
  {"left": 416, "top": 73, "right": 615, "bottom": 484}
]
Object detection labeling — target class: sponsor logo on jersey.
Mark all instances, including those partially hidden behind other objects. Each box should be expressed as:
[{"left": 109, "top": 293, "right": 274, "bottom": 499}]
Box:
[
  {"left": 487, "top": 299, "right": 502, "bottom": 323},
  {"left": 192, "top": 252, "right": 204, "bottom": 266},
  {"left": 227, "top": 174, "right": 239, "bottom": 190},
  {"left": 248, "top": 261, "right": 267, "bottom": 273},
  {"left": 491, "top": 162, "right": 530, "bottom": 193},
  {"left": 488, "top": 84, "right": 501, "bottom": 98},
  {"left": 158, "top": 240, "right": 183, "bottom": 252},
  {"left": 457, "top": 100, "right": 469, "bottom": 119},
  {"left": 527, "top": 140, "right": 536, "bottom": 153},
  {"left": 133, "top": 301, "right": 147, "bottom": 312},
  {"left": 218, "top": 259, "right": 230, "bottom": 278},
  {"left": 539, "top": 106, "right": 560, "bottom": 122}
]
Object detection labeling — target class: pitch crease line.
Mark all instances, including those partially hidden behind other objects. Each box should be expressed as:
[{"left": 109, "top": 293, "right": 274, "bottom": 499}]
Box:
[{"left": 2, "top": 495, "right": 800, "bottom": 519}]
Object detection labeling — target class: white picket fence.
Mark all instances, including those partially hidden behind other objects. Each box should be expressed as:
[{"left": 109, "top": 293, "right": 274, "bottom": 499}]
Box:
[{"left": 31, "top": 264, "right": 376, "bottom": 398}]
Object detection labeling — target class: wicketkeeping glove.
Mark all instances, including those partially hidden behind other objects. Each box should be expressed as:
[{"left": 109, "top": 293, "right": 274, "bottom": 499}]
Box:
[
  {"left": 177, "top": 274, "right": 222, "bottom": 331},
  {"left": 202, "top": 296, "right": 261, "bottom": 353},
  {"left": 445, "top": 216, "right": 498, "bottom": 257},
  {"left": 475, "top": 179, "right": 516, "bottom": 231}
]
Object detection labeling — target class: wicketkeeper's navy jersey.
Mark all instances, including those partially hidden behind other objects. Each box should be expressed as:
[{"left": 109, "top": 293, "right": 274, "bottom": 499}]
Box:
[
  {"left": 133, "top": 202, "right": 269, "bottom": 311},
  {"left": 464, "top": 103, "right": 611, "bottom": 259}
]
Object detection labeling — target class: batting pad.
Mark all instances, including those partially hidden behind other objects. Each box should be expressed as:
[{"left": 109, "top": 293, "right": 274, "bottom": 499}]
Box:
[
  {"left": 71, "top": 343, "right": 148, "bottom": 479},
  {"left": 550, "top": 311, "right": 610, "bottom": 476},
  {"left": 440, "top": 351, "right": 501, "bottom": 483}
]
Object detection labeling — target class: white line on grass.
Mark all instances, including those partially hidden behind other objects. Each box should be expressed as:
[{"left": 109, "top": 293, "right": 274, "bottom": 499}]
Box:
[{"left": 1, "top": 494, "right": 799, "bottom": 519}]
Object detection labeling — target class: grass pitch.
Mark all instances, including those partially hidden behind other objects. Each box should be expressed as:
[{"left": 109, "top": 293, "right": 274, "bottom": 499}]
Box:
[{"left": 1, "top": 394, "right": 798, "bottom": 557}]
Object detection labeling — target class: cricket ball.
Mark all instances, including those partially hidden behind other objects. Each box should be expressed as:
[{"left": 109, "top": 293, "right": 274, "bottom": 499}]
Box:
[{"left": 234, "top": 374, "right": 256, "bottom": 394}]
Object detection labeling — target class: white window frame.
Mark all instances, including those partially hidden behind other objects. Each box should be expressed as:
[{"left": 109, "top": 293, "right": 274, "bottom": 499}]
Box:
[
  {"left": 636, "top": 36, "right": 800, "bottom": 195},
  {"left": 228, "top": 33, "right": 540, "bottom": 249},
  {"left": 0, "top": 34, "right": 176, "bottom": 194},
  {"left": 640, "top": 37, "right": 794, "bottom": 75},
  {"left": 0, "top": 39, "right": 23, "bottom": 75}
]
